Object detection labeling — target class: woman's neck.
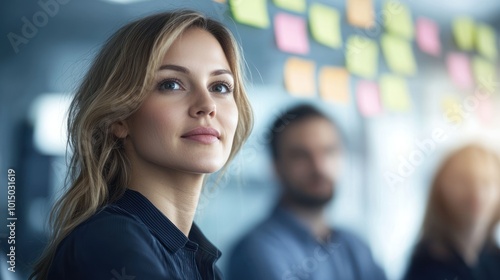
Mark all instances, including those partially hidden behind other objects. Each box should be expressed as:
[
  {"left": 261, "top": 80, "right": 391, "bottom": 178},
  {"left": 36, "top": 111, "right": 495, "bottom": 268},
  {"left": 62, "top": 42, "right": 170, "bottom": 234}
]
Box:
[{"left": 128, "top": 163, "right": 204, "bottom": 237}]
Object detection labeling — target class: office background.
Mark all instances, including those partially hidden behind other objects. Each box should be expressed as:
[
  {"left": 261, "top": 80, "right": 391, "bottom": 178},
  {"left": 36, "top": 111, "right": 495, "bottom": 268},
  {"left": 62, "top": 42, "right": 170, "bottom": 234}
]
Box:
[{"left": 1, "top": 0, "right": 500, "bottom": 279}]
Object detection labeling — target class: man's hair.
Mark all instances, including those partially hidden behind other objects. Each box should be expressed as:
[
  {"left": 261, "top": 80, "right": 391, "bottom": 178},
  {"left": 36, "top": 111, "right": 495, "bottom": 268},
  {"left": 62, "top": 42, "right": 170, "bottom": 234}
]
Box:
[{"left": 268, "top": 103, "right": 337, "bottom": 160}]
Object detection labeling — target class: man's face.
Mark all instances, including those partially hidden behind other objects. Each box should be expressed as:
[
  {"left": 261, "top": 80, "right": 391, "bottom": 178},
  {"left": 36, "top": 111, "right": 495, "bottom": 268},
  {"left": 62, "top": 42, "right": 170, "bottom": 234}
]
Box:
[{"left": 274, "top": 117, "right": 342, "bottom": 208}]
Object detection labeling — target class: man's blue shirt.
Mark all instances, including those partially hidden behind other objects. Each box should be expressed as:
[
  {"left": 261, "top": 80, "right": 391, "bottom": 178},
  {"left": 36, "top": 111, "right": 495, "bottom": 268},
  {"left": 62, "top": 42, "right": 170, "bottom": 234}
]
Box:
[{"left": 227, "top": 205, "right": 386, "bottom": 280}]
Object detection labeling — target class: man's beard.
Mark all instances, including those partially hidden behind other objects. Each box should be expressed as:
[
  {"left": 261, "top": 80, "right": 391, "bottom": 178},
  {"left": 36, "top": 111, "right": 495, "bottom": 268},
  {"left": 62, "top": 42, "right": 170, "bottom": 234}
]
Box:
[{"left": 284, "top": 174, "right": 335, "bottom": 209}]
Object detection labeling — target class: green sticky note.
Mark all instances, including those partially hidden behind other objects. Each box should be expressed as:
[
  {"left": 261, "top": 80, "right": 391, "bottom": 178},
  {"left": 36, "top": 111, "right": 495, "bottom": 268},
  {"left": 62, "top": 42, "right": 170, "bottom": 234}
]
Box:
[
  {"left": 472, "top": 56, "right": 497, "bottom": 92},
  {"left": 453, "top": 16, "right": 475, "bottom": 51},
  {"left": 381, "top": 33, "right": 417, "bottom": 76},
  {"left": 230, "top": 0, "right": 269, "bottom": 28},
  {"left": 346, "top": 35, "right": 379, "bottom": 79},
  {"left": 383, "top": 1, "right": 414, "bottom": 40},
  {"left": 476, "top": 24, "right": 497, "bottom": 60},
  {"left": 309, "top": 4, "right": 342, "bottom": 48},
  {"left": 380, "top": 74, "right": 411, "bottom": 112},
  {"left": 273, "top": 0, "right": 306, "bottom": 13}
]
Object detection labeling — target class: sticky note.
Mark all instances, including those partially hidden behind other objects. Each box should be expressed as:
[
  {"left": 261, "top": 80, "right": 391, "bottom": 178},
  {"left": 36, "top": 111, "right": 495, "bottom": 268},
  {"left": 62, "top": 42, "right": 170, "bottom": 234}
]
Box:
[
  {"left": 381, "top": 33, "right": 417, "bottom": 76},
  {"left": 356, "top": 80, "right": 381, "bottom": 117},
  {"left": 472, "top": 56, "right": 496, "bottom": 92},
  {"left": 416, "top": 17, "right": 441, "bottom": 56},
  {"left": 477, "top": 99, "right": 494, "bottom": 124},
  {"left": 453, "top": 16, "right": 475, "bottom": 51},
  {"left": 346, "top": 35, "right": 379, "bottom": 79},
  {"left": 284, "top": 57, "right": 316, "bottom": 97},
  {"left": 380, "top": 74, "right": 411, "bottom": 112},
  {"left": 319, "top": 67, "right": 350, "bottom": 104},
  {"left": 229, "top": 0, "right": 269, "bottom": 28},
  {"left": 273, "top": 0, "right": 306, "bottom": 13},
  {"left": 309, "top": 4, "right": 342, "bottom": 49},
  {"left": 347, "top": 0, "right": 375, "bottom": 28},
  {"left": 274, "top": 13, "right": 309, "bottom": 55},
  {"left": 475, "top": 24, "right": 497, "bottom": 60},
  {"left": 441, "top": 95, "right": 463, "bottom": 123},
  {"left": 383, "top": 1, "right": 414, "bottom": 40},
  {"left": 446, "top": 53, "right": 473, "bottom": 89}
]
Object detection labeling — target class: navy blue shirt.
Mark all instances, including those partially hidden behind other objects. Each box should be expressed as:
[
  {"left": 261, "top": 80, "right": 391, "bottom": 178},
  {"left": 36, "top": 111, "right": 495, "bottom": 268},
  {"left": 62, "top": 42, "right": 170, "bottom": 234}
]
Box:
[
  {"left": 404, "top": 241, "right": 500, "bottom": 280},
  {"left": 48, "top": 189, "right": 223, "bottom": 280},
  {"left": 227, "top": 206, "right": 386, "bottom": 280}
]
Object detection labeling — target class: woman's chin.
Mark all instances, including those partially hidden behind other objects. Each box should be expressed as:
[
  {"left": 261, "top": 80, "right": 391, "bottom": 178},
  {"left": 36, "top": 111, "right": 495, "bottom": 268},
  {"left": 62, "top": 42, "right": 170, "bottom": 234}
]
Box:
[{"left": 188, "top": 161, "right": 226, "bottom": 174}]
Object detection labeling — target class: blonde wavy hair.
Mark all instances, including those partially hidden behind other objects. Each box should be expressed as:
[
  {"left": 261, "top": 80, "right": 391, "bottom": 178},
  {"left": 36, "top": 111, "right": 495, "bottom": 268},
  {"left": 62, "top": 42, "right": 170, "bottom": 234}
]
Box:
[{"left": 31, "top": 10, "right": 253, "bottom": 279}]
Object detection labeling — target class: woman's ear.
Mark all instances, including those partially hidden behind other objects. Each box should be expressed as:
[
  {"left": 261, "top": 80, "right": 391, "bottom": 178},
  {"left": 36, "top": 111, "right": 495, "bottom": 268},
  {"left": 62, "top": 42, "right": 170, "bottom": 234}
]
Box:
[{"left": 111, "top": 121, "right": 129, "bottom": 138}]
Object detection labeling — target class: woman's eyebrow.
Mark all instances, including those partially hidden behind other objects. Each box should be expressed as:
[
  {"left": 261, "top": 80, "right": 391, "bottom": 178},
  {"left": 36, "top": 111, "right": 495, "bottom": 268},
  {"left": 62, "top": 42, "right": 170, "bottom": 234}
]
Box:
[
  {"left": 158, "top": 64, "right": 189, "bottom": 73},
  {"left": 211, "top": 69, "right": 233, "bottom": 77},
  {"left": 158, "top": 64, "right": 233, "bottom": 77}
]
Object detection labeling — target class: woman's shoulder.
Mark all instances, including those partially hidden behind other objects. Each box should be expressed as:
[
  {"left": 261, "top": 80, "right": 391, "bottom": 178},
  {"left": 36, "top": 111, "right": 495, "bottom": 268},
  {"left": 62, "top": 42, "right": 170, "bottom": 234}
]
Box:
[
  {"left": 54, "top": 204, "right": 158, "bottom": 263},
  {"left": 49, "top": 205, "right": 168, "bottom": 279},
  {"left": 70, "top": 204, "right": 138, "bottom": 230}
]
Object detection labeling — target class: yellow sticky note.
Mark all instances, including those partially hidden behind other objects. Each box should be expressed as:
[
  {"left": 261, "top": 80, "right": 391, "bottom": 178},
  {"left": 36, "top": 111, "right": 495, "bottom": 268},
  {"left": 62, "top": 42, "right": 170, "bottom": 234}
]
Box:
[
  {"left": 309, "top": 4, "right": 342, "bottom": 48},
  {"left": 229, "top": 0, "right": 269, "bottom": 28},
  {"left": 441, "top": 95, "right": 464, "bottom": 124},
  {"left": 472, "top": 56, "right": 496, "bottom": 92},
  {"left": 319, "top": 67, "right": 350, "bottom": 104},
  {"left": 346, "top": 35, "right": 379, "bottom": 79},
  {"left": 347, "top": 0, "right": 375, "bottom": 28},
  {"left": 453, "top": 16, "right": 475, "bottom": 51},
  {"left": 381, "top": 33, "right": 417, "bottom": 76},
  {"left": 284, "top": 57, "right": 316, "bottom": 97},
  {"left": 273, "top": 0, "right": 306, "bottom": 13},
  {"left": 380, "top": 74, "right": 411, "bottom": 112},
  {"left": 383, "top": 1, "right": 414, "bottom": 40},
  {"left": 476, "top": 24, "right": 497, "bottom": 60}
]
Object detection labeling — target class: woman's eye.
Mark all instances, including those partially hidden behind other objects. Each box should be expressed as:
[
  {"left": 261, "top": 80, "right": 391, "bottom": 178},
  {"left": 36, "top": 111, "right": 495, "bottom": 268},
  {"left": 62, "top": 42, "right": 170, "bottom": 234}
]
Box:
[
  {"left": 158, "top": 80, "right": 182, "bottom": 91},
  {"left": 210, "top": 82, "right": 233, "bottom": 94}
]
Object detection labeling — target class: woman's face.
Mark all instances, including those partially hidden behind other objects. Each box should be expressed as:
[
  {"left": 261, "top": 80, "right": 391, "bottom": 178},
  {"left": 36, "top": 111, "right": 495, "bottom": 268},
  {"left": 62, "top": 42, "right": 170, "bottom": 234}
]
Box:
[
  {"left": 122, "top": 28, "right": 238, "bottom": 175},
  {"left": 439, "top": 151, "right": 500, "bottom": 230}
]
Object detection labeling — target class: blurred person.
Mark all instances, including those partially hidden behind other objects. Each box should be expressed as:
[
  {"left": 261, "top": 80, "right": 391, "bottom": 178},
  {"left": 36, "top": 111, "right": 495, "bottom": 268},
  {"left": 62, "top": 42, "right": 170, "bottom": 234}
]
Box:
[
  {"left": 404, "top": 144, "right": 500, "bottom": 280},
  {"left": 227, "top": 104, "right": 386, "bottom": 280},
  {"left": 30, "top": 10, "right": 253, "bottom": 280}
]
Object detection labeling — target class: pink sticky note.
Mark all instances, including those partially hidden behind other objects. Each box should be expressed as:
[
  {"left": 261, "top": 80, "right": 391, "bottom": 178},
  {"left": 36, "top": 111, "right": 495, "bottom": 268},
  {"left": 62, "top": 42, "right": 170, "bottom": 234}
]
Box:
[
  {"left": 446, "top": 52, "right": 473, "bottom": 89},
  {"left": 356, "top": 80, "right": 381, "bottom": 117},
  {"left": 477, "top": 98, "right": 494, "bottom": 124},
  {"left": 274, "top": 13, "right": 309, "bottom": 55},
  {"left": 416, "top": 17, "right": 441, "bottom": 56}
]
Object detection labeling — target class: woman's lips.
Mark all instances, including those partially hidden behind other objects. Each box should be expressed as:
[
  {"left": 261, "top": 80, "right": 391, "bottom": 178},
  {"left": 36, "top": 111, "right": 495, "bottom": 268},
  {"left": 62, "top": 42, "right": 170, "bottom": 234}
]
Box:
[{"left": 181, "top": 127, "right": 220, "bottom": 144}]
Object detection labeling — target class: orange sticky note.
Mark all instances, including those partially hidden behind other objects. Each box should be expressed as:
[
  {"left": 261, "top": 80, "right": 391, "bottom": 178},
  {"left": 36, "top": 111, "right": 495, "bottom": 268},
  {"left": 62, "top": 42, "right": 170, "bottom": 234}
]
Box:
[
  {"left": 347, "top": 0, "right": 374, "bottom": 28},
  {"left": 319, "top": 67, "right": 350, "bottom": 104},
  {"left": 284, "top": 57, "right": 316, "bottom": 97},
  {"left": 356, "top": 80, "right": 381, "bottom": 117}
]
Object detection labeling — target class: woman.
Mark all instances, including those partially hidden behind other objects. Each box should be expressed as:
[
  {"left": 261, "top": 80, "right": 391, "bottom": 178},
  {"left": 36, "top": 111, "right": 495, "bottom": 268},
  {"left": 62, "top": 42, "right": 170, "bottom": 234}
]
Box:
[
  {"left": 404, "top": 144, "right": 500, "bottom": 280},
  {"left": 30, "top": 10, "right": 253, "bottom": 280}
]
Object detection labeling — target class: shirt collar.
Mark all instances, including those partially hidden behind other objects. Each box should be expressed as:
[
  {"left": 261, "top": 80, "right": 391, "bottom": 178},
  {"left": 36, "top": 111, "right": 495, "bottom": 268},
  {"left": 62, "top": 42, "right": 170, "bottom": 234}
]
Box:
[
  {"left": 113, "top": 188, "right": 221, "bottom": 259},
  {"left": 272, "top": 204, "right": 334, "bottom": 244}
]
